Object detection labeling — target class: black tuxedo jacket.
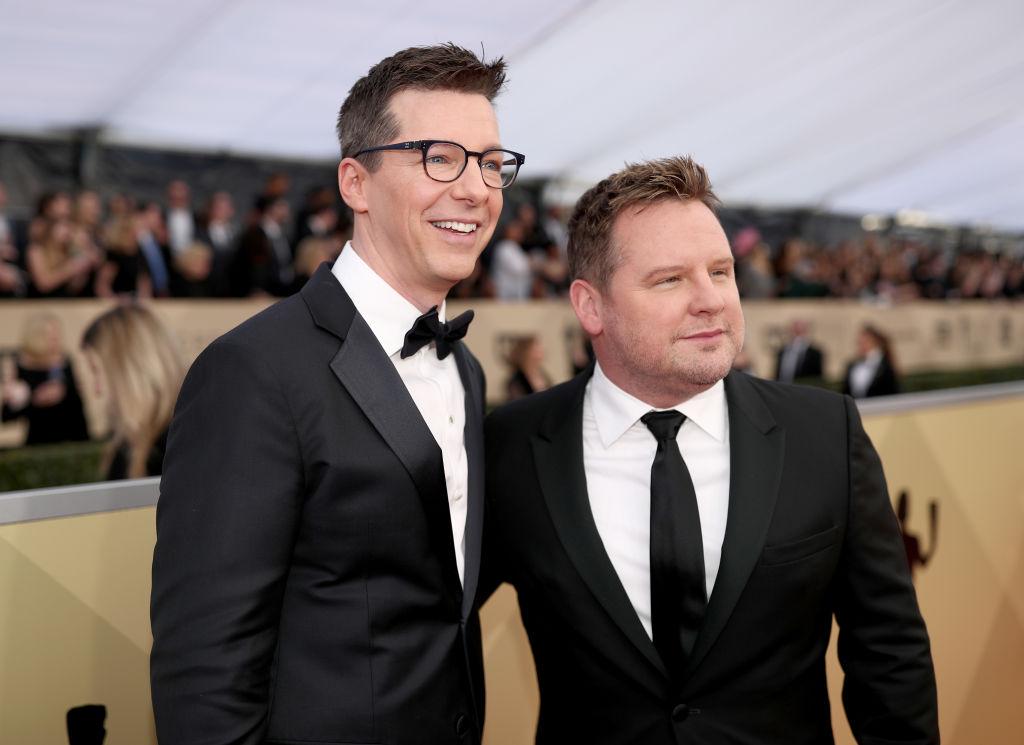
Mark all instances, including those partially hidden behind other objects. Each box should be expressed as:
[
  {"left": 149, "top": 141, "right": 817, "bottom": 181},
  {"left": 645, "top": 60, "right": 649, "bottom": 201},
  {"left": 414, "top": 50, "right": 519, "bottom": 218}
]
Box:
[
  {"left": 775, "top": 342, "right": 824, "bottom": 382},
  {"left": 484, "top": 369, "right": 937, "bottom": 744},
  {"left": 843, "top": 355, "right": 901, "bottom": 398},
  {"left": 152, "top": 264, "right": 487, "bottom": 745},
  {"left": 228, "top": 223, "right": 290, "bottom": 297}
]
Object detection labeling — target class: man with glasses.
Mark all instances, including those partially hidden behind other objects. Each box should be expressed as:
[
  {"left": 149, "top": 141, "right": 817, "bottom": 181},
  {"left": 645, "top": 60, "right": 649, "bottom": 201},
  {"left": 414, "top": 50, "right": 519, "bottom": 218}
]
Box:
[{"left": 151, "top": 44, "right": 522, "bottom": 745}]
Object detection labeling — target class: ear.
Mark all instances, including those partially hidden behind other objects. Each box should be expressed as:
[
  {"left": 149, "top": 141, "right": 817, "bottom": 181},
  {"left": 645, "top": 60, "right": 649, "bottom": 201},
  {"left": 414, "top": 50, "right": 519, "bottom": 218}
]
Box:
[
  {"left": 338, "top": 158, "right": 369, "bottom": 214},
  {"left": 569, "top": 278, "right": 604, "bottom": 337}
]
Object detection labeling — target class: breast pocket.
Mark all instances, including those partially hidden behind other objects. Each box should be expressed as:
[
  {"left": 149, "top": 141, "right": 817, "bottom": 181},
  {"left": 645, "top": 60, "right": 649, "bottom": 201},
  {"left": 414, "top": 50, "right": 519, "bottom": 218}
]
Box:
[{"left": 761, "top": 524, "right": 841, "bottom": 566}]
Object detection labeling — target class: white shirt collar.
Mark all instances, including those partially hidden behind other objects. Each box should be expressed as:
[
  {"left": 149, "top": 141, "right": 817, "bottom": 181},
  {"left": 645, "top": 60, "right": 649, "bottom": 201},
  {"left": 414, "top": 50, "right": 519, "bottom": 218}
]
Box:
[
  {"left": 589, "top": 361, "right": 727, "bottom": 448},
  {"left": 331, "top": 241, "right": 446, "bottom": 357},
  {"left": 261, "top": 218, "right": 281, "bottom": 238}
]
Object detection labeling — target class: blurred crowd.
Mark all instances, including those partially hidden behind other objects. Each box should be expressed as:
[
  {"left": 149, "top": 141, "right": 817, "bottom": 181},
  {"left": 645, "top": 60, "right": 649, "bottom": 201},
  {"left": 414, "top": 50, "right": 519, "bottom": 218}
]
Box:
[
  {"left": 2, "top": 176, "right": 1022, "bottom": 303},
  {"left": 2, "top": 305, "right": 183, "bottom": 480},
  {"left": 732, "top": 227, "right": 1024, "bottom": 302},
  {"left": 0, "top": 175, "right": 351, "bottom": 300}
]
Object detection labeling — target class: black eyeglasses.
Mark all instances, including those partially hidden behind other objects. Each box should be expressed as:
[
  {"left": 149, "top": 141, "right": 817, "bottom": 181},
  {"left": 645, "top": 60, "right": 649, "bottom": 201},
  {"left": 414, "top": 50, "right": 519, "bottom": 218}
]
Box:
[{"left": 352, "top": 140, "right": 525, "bottom": 189}]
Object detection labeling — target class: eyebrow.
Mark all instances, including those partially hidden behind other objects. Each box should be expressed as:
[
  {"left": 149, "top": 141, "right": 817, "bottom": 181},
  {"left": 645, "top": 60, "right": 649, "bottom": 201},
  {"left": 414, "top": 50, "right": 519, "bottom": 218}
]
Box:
[
  {"left": 642, "top": 265, "right": 683, "bottom": 280},
  {"left": 640, "top": 257, "right": 734, "bottom": 283}
]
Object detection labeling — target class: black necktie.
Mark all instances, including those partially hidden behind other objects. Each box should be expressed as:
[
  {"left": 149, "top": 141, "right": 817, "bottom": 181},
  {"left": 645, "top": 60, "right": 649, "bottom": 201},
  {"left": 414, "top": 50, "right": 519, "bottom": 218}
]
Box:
[
  {"left": 400, "top": 306, "right": 474, "bottom": 360},
  {"left": 641, "top": 410, "right": 707, "bottom": 681}
]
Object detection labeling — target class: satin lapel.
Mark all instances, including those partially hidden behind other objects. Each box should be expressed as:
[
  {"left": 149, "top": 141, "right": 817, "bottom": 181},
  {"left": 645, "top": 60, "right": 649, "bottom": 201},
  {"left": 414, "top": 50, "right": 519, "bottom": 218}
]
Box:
[
  {"left": 453, "top": 342, "right": 484, "bottom": 619},
  {"left": 682, "top": 372, "right": 785, "bottom": 678},
  {"left": 532, "top": 371, "right": 669, "bottom": 682},
  {"left": 308, "top": 269, "right": 461, "bottom": 604}
]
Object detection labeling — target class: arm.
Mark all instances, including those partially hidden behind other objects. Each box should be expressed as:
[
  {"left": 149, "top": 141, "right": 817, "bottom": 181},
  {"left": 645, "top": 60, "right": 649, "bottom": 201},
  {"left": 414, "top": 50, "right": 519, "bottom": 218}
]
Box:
[
  {"left": 835, "top": 396, "right": 939, "bottom": 743},
  {"left": 94, "top": 261, "right": 117, "bottom": 298},
  {"left": 478, "top": 408, "right": 512, "bottom": 606},
  {"left": 150, "top": 339, "right": 304, "bottom": 745},
  {"left": 26, "top": 245, "right": 91, "bottom": 294}
]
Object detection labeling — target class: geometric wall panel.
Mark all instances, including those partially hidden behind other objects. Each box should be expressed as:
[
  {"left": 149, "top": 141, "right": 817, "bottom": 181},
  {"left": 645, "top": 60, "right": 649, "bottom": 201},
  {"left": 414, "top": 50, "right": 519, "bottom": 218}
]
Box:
[{"left": 0, "top": 508, "right": 157, "bottom": 745}]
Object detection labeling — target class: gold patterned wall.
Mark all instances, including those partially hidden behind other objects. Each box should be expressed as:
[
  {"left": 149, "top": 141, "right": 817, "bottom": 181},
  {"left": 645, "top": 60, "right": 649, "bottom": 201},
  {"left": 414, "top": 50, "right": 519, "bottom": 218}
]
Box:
[{"left": 1, "top": 392, "right": 1021, "bottom": 743}]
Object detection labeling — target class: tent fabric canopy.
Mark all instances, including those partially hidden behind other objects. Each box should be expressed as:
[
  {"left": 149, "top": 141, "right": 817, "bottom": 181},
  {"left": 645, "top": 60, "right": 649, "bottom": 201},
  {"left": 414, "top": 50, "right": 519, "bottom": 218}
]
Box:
[{"left": 2, "top": 0, "right": 1022, "bottom": 229}]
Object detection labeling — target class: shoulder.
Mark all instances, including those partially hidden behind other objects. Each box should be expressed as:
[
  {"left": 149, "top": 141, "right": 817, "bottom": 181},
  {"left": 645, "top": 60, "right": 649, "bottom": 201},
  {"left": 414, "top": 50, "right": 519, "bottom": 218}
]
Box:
[
  {"left": 728, "top": 372, "right": 850, "bottom": 430},
  {"left": 220, "top": 294, "right": 312, "bottom": 348},
  {"left": 190, "top": 294, "right": 320, "bottom": 378},
  {"left": 486, "top": 374, "right": 584, "bottom": 437}
]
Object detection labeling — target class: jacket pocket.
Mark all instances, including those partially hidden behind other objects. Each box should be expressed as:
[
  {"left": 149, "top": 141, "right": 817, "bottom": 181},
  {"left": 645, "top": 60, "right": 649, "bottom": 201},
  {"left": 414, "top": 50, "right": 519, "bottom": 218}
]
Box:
[{"left": 761, "top": 524, "right": 840, "bottom": 566}]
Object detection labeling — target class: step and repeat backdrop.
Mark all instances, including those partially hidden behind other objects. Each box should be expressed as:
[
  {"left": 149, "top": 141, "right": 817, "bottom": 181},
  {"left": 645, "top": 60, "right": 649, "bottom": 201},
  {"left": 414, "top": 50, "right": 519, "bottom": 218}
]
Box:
[{"left": 1, "top": 384, "right": 1022, "bottom": 743}]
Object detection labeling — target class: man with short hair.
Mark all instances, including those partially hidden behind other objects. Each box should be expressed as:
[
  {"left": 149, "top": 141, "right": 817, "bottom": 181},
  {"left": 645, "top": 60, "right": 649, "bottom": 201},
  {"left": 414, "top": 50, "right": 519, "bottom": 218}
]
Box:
[
  {"left": 166, "top": 179, "right": 195, "bottom": 257},
  {"left": 485, "top": 156, "right": 937, "bottom": 744},
  {"left": 229, "top": 194, "right": 294, "bottom": 296},
  {"left": 776, "top": 318, "right": 825, "bottom": 383},
  {"left": 151, "top": 44, "right": 524, "bottom": 745}
]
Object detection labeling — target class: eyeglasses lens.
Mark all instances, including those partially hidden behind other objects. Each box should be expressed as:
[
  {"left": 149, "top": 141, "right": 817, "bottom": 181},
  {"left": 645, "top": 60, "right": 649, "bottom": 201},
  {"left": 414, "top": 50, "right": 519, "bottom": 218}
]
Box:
[{"left": 424, "top": 142, "right": 519, "bottom": 188}]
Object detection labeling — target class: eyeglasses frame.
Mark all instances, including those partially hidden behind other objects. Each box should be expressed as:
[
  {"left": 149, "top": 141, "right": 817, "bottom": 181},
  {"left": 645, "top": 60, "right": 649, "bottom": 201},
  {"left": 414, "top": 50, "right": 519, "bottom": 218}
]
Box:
[{"left": 351, "top": 140, "right": 526, "bottom": 189}]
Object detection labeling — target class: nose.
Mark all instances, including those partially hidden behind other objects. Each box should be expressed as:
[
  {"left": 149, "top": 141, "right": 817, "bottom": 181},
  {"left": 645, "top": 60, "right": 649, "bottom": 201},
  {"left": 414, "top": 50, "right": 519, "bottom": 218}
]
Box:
[
  {"left": 450, "top": 156, "right": 492, "bottom": 204},
  {"left": 689, "top": 272, "right": 726, "bottom": 315}
]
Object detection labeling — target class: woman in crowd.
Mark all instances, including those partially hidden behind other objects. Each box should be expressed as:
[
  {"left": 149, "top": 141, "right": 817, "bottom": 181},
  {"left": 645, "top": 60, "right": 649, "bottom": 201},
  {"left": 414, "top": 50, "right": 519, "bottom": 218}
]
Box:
[
  {"left": 505, "top": 334, "right": 552, "bottom": 401},
  {"left": 1, "top": 312, "right": 90, "bottom": 445},
  {"left": 80, "top": 305, "right": 183, "bottom": 479},
  {"left": 843, "top": 324, "right": 901, "bottom": 398},
  {"left": 95, "top": 210, "right": 151, "bottom": 298},
  {"left": 25, "top": 217, "right": 100, "bottom": 297}
]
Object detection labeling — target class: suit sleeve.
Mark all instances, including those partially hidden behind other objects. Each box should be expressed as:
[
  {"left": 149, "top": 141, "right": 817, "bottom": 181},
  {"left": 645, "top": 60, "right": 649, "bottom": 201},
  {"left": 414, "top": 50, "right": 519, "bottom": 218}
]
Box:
[
  {"left": 150, "top": 339, "right": 304, "bottom": 745},
  {"left": 478, "top": 410, "right": 509, "bottom": 605},
  {"left": 835, "top": 396, "right": 939, "bottom": 744}
]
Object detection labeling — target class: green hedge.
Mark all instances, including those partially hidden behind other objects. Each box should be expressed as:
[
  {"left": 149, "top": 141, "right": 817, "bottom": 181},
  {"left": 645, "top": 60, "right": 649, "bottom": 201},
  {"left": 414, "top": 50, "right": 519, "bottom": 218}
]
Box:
[
  {"left": 0, "top": 440, "right": 107, "bottom": 492},
  {"left": 798, "top": 364, "right": 1024, "bottom": 393}
]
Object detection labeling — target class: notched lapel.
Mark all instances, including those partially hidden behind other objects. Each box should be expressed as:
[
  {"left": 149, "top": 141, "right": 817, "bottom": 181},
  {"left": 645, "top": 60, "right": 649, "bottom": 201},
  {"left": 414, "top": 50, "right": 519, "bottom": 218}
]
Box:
[
  {"left": 329, "top": 312, "right": 462, "bottom": 602},
  {"left": 532, "top": 374, "right": 669, "bottom": 683},
  {"left": 453, "top": 343, "right": 484, "bottom": 618},
  {"left": 683, "top": 372, "right": 785, "bottom": 678}
]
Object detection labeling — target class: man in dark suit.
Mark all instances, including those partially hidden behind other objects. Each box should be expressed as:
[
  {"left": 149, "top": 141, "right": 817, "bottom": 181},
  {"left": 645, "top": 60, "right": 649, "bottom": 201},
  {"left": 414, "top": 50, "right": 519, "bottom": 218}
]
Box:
[
  {"left": 228, "top": 195, "right": 294, "bottom": 297},
  {"left": 775, "top": 318, "right": 825, "bottom": 383},
  {"left": 484, "top": 157, "right": 937, "bottom": 744},
  {"left": 151, "top": 44, "right": 525, "bottom": 745}
]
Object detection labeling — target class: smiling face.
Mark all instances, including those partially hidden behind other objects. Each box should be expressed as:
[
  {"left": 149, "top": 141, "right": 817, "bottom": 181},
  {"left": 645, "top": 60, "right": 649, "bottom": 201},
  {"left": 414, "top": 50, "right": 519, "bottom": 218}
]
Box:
[
  {"left": 340, "top": 88, "right": 503, "bottom": 308},
  {"left": 574, "top": 199, "right": 745, "bottom": 407}
]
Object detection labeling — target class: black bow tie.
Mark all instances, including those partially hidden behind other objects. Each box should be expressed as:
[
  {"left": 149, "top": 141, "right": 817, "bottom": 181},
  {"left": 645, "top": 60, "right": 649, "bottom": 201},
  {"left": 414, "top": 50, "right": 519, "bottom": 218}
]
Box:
[{"left": 401, "top": 306, "right": 474, "bottom": 360}]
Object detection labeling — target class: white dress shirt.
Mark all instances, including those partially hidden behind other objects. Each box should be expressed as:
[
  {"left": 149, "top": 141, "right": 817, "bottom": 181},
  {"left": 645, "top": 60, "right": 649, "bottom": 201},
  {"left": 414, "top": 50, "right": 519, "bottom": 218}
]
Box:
[
  {"left": 167, "top": 207, "right": 195, "bottom": 256},
  {"left": 778, "top": 337, "right": 809, "bottom": 383},
  {"left": 262, "top": 219, "right": 294, "bottom": 286},
  {"left": 583, "top": 362, "right": 731, "bottom": 639},
  {"left": 848, "top": 349, "right": 883, "bottom": 398},
  {"left": 331, "top": 243, "right": 469, "bottom": 584},
  {"left": 491, "top": 239, "right": 533, "bottom": 300}
]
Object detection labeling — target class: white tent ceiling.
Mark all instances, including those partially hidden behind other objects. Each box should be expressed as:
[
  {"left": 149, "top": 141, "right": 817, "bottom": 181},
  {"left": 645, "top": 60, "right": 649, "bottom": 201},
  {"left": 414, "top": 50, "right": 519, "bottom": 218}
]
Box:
[{"left": 2, "top": 0, "right": 1023, "bottom": 229}]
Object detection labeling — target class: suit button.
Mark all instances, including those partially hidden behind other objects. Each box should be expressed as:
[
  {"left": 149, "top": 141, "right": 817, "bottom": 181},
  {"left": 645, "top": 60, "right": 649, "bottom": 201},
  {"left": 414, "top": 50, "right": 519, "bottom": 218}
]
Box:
[
  {"left": 671, "top": 704, "right": 690, "bottom": 722},
  {"left": 455, "top": 713, "right": 469, "bottom": 738}
]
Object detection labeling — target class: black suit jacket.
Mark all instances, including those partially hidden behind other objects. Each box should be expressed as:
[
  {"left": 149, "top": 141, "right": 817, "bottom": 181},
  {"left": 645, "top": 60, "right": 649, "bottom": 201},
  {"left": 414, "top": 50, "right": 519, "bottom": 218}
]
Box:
[
  {"left": 775, "top": 342, "right": 824, "bottom": 382},
  {"left": 843, "top": 355, "right": 901, "bottom": 398},
  {"left": 484, "top": 369, "right": 937, "bottom": 744},
  {"left": 152, "top": 264, "right": 487, "bottom": 745},
  {"left": 228, "top": 223, "right": 291, "bottom": 297}
]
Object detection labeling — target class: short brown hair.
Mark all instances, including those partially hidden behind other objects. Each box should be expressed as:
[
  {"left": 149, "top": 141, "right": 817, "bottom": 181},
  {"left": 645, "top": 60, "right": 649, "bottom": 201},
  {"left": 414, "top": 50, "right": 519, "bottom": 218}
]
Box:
[
  {"left": 567, "top": 156, "right": 720, "bottom": 287},
  {"left": 336, "top": 43, "right": 507, "bottom": 169}
]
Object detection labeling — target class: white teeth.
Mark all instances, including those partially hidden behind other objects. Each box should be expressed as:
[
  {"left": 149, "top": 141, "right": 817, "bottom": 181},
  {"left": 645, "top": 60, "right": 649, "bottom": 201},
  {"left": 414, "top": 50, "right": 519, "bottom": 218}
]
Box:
[{"left": 431, "top": 220, "right": 477, "bottom": 233}]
